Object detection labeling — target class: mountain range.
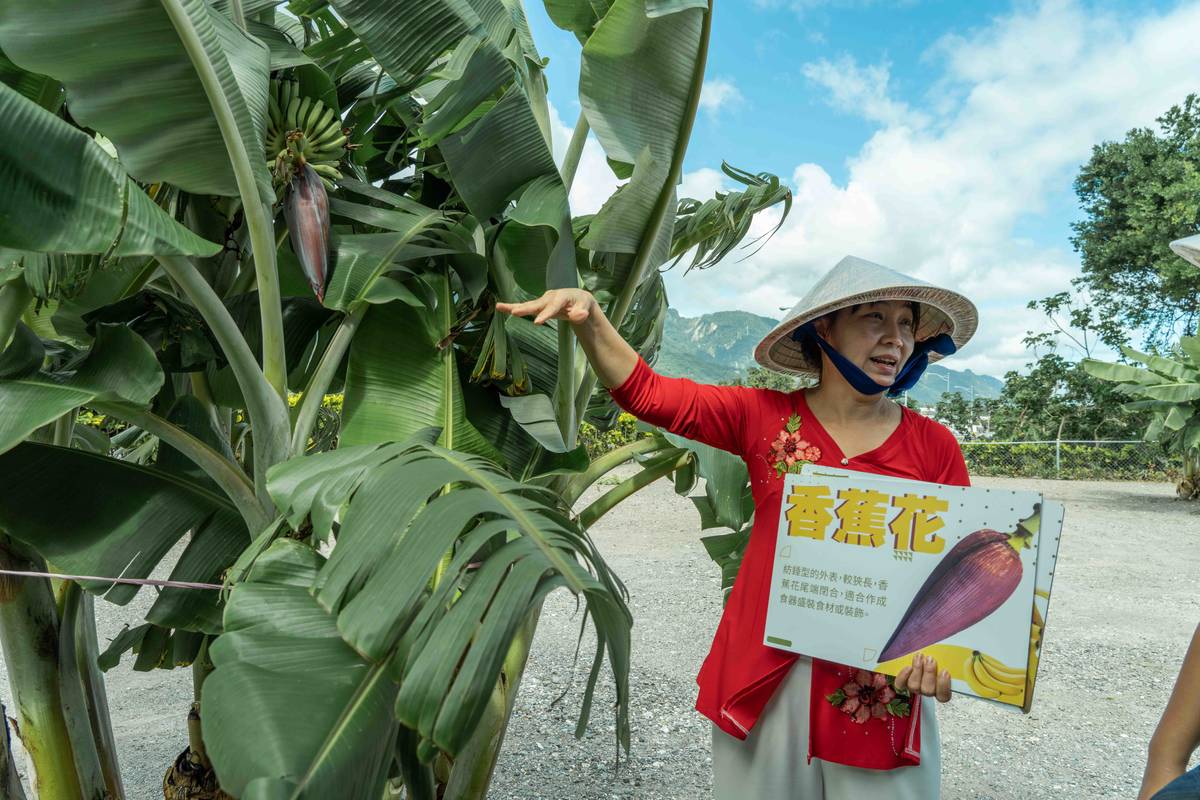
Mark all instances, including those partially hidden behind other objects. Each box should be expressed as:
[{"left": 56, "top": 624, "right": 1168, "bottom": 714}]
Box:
[{"left": 654, "top": 308, "right": 1003, "bottom": 407}]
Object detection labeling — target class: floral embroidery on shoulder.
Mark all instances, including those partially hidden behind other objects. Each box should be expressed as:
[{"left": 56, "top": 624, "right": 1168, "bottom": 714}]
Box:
[{"left": 770, "top": 413, "right": 822, "bottom": 478}]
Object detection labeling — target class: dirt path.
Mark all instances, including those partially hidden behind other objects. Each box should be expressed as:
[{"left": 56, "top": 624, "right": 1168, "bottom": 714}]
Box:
[{"left": 2, "top": 475, "right": 1197, "bottom": 799}]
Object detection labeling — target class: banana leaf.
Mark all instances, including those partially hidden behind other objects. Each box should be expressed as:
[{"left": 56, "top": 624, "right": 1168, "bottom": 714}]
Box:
[
  {"left": 497, "top": 393, "right": 570, "bottom": 452},
  {"left": 462, "top": 379, "right": 588, "bottom": 480},
  {"left": 205, "top": 293, "right": 334, "bottom": 404},
  {"left": 0, "top": 322, "right": 42, "bottom": 379},
  {"left": 1164, "top": 404, "right": 1194, "bottom": 432},
  {"left": 330, "top": 0, "right": 480, "bottom": 91},
  {"left": 1130, "top": 382, "right": 1200, "bottom": 403},
  {"left": 339, "top": 274, "right": 500, "bottom": 460},
  {"left": 81, "top": 289, "right": 220, "bottom": 372},
  {"left": 578, "top": 0, "right": 705, "bottom": 172},
  {"left": 669, "top": 161, "right": 792, "bottom": 271},
  {"left": 542, "top": 0, "right": 600, "bottom": 39},
  {"left": 417, "top": 36, "right": 507, "bottom": 147},
  {"left": 0, "top": 324, "right": 162, "bottom": 456},
  {"left": 1181, "top": 336, "right": 1200, "bottom": 365},
  {"left": 495, "top": 174, "right": 577, "bottom": 295},
  {"left": 1081, "top": 358, "right": 1161, "bottom": 385},
  {"left": 0, "top": 0, "right": 272, "bottom": 200},
  {"left": 0, "top": 441, "right": 250, "bottom": 633},
  {"left": 1120, "top": 345, "right": 1198, "bottom": 381},
  {"left": 439, "top": 86, "right": 561, "bottom": 220},
  {"left": 50, "top": 257, "right": 158, "bottom": 343},
  {"left": 0, "top": 45, "right": 61, "bottom": 111},
  {"left": 203, "top": 538, "right": 400, "bottom": 799},
  {"left": 0, "top": 83, "right": 221, "bottom": 258},
  {"left": 263, "top": 437, "right": 631, "bottom": 759}
]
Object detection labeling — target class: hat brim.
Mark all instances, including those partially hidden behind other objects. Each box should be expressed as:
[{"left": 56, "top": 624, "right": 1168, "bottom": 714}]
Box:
[{"left": 754, "top": 285, "right": 978, "bottom": 377}]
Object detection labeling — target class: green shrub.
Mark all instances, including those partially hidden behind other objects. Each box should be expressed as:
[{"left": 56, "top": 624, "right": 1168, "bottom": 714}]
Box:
[
  {"left": 578, "top": 412, "right": 645, "bottom": 459},
  {"left": 961, "top": 442, "right": 1177, "bottom": 481}
]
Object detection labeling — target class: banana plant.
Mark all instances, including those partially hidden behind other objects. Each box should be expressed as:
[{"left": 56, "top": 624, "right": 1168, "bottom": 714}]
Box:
[
  {"left": 0, "top": 0, "right": 789, "bottom": 797},
  {"left": 1083, "top": 337, "right": 1200, "bottom": 499}
]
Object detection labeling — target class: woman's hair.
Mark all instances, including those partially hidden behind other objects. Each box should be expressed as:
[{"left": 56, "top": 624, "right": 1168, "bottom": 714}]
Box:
[{"left": 800, "top": 301, "right": 922, "bottom": 373}]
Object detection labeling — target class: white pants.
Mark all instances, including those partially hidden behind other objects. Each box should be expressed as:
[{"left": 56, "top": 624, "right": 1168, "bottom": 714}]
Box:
[{"left": 711, "top": 657, "right": 941, "bottom": 800}]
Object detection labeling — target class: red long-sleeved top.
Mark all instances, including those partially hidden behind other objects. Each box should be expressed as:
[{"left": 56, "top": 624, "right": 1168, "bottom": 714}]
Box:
[{"left": 609, "top": 356, "right": 970, "bottom": 769}]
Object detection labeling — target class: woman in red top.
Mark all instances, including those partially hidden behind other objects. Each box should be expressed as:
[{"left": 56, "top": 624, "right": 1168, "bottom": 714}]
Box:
[{"left": 498, "top": 255, "right": 979, "bottom": 799}]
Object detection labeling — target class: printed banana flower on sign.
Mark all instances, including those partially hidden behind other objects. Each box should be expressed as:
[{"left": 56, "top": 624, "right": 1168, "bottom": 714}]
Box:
[{"left": 877, "top": 510, "right": 1038, "bottom": 663}]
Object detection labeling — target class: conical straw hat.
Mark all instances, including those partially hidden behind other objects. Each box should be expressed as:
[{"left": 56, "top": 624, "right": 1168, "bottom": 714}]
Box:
[
  {"left": 754, "top": 255, "right": 978, "bottom": 376},
  {"left": 1169, "top": 233, "right": 1200, "bottom": 268}
]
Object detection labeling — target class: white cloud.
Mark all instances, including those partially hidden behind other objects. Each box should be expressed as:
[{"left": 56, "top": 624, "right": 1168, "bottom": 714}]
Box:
[
  {"left": 662, "top": 0, "right": 1200, "bottom": 377},
  {"left": 801, "top": 57, "right": 928, "bottom": 128},
  {"left": 699, "top": 78, "right": 744, "bottom": 116},
  {"left": 752, "top": 0, "right": 916, "bottom": 14},
  {"left": 679, "top": 166, "right": 730, "bottom": 201},
  {"left": 547, "top": 103, "right": 618, "bottom": 216}
]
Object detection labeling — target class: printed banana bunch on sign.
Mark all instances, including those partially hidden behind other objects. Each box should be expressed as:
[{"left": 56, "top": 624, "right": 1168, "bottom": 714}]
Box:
[
  {"left": 962, "top": 649, "right": 1026, "bottom": 703},
  {"left": 267, "top": 78, "right": 353, "bottom": 304},
  {"left": 1023, "top": 590, "right": 1048, "bottom": 712},
  {"left": 470, "top": 312, "right": 530, "bottom": 396},
  {"left": 878, "top": 507, "right": 1039, "bottom": 663}
]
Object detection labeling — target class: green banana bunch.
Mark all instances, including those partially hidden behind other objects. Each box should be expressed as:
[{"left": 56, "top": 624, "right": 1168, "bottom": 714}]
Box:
[
  {"left": 265, "top": 78, "right": 350, "bottom": 195},
  {"left": 471, "top": 313, "right": 530, "bottom": 396}
]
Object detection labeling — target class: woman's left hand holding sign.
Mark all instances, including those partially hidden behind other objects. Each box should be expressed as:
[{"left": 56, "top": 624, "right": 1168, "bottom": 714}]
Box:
[{"left": 895, "top": 654, "right": 953, "bottom": 703}]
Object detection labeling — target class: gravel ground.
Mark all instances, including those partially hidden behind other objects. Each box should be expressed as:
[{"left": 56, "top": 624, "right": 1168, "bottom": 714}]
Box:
[{"left": 2, "top": 473, "right": 1198, "bottom": 799}]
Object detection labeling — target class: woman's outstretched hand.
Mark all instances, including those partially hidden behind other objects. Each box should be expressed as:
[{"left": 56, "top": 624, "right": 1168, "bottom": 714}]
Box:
[
  {"left": 895, "top": 654, "right": 952, "bottom": 703},
  {"left": 495, "top": 288, "right": 599, "bottom": 326},
  {"left": 496, "top": 288, "right": 637, "bottom": 389}
]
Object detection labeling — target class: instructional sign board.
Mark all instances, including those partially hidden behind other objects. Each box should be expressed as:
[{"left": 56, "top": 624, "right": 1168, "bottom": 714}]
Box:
[{"left": 763, "top": 467, "right": 1063, "bottom": 710}]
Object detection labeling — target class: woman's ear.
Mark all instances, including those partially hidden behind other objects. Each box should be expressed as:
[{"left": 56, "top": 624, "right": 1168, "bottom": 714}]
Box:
[{"left": 813, "top": 312, "right": 835, "bottom": 340}]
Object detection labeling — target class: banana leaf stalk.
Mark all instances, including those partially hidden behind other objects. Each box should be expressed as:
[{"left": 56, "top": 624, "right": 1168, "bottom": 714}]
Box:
[
  {"left": 0, "top": 699, "right": 28, "bottom": 800},
  {"left": 0, "top": 534, "right": 85, "bottom": 799},
  {"left": 72, "top": 591, "right": 124, "bottom": 799},
  {"left": 0, "top": 276, "right": 33, "bottom": 351},
  {"left": 57, "top": 582, "right": 121, "bottom": 799},
  {"left": 440, "top": 606, "right": 541, "bottom": 800}
]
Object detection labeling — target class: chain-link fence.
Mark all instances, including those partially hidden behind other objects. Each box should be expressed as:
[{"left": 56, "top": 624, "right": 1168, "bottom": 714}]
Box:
[{"left": 959, "top": 440, "right": 1176, "bottom": 481}]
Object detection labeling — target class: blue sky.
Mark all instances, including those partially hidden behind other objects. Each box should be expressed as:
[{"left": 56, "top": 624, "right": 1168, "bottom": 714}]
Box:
[{"left": 527, "top": 0, "right": 1200, "bottom": 378}]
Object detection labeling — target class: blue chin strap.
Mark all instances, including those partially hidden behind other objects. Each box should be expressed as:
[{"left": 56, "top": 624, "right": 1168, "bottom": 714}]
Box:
[{"left": 792, "top": 323, "right": 957, "bottom": 397}]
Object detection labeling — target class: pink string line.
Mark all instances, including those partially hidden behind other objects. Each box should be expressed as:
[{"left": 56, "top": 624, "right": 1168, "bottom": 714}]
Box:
[{"left": 0, "top": 568, "right": 221, "bottom": 591}]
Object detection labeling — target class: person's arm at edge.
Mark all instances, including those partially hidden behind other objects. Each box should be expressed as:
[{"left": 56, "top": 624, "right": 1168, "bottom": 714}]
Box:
[
  {"left": 1139, "top": 623, "right": 1200, "bottom": 799},
  {"left": 497, "top": 288, "right": 752, "bottom": 456},
  {"left": 496, "top": 288, "right": 638, "bottom": 389}
]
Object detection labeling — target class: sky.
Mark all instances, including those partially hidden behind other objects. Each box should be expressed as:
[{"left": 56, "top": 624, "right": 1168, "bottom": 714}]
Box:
[{"left": 527, "top": 0, "right": 1200, "bottom": 379}]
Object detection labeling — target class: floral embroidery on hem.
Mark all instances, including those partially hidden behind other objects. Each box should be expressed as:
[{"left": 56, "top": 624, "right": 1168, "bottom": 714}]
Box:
[
  {"left": 825, "top": 669, "right": 912, "bottom": 723},
  {"left": 770, "top": 413, "right": 822, "bottom": 478}
]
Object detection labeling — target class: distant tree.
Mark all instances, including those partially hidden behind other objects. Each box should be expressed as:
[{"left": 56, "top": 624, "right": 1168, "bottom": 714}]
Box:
[
  {"left": 933, "top": 392, "right": 972, "bottom": 437},
  {"left": 1068, "top": 94, "right": 1200, "bottom": 349},
  {"left": 988, "top": 353, "right": 1148, "bottom": 441},
  {"left": 723, "top": 366, "right": 801, "bottom": 391},
  {"left": 931, "top": 393, "right": 998, "bottom": 440}
]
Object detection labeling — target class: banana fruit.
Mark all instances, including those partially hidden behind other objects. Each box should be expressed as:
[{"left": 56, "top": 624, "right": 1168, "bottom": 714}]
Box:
[
  {"left": 1023, "top": 616, "right": 1043, "bottom": 712},
  {"left": 876, "top": 641, "right": 1036, "bottom": 708},
  {"left": 963, "top": 650, "right": 1025, "bottom": 705},
  {"left": 264, "top": 78, "right": 350, "bottom": 195},
  {"left": 876, "top": 643, "right": 976, "bottom": 681}
]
